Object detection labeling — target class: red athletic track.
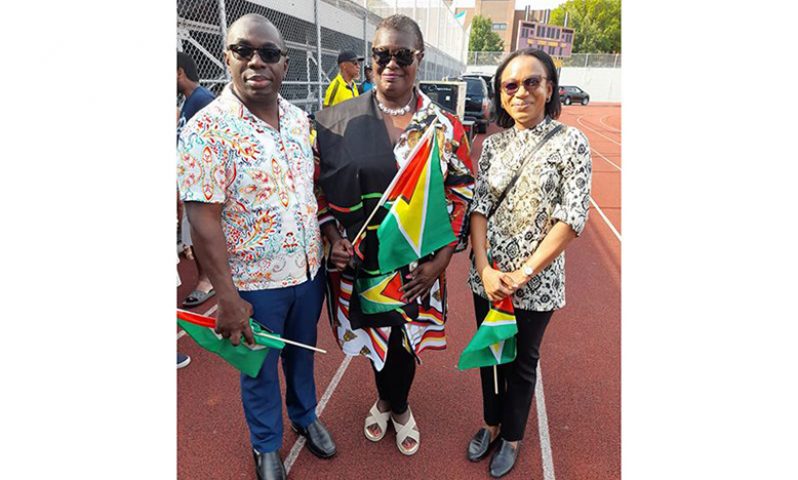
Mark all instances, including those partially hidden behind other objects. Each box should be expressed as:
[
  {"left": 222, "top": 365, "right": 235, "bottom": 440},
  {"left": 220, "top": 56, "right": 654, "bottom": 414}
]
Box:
[{"left": 178, "top": 101, "right": 621, "bottom": 480}]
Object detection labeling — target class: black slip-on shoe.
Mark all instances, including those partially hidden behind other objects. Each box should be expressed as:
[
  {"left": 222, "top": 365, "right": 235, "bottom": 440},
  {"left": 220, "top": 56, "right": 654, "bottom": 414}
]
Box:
[
  {"left": 253, "top": 450, "right": 286, "bottom": 480},
  {"left": 291, "top": 419, "right": 337, "bottom": 458},
  {"left": 467, "top": 427, "right": 500, "bottom": 462},
  {"left": 489, "top": 439, "right": 520, "bottom": 478}
]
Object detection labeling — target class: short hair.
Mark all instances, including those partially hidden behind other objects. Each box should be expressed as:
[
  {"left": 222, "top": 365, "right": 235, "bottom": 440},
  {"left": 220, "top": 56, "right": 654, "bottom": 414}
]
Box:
[
  {"left": 375, "top": 14, "right": 424, "bottom": 52},
  {"left": 177, "top": 51, "right": 200, "bottom": 83},
  {"left": 226, "top": 13, "right": 286, "bottom": 50},
  {"left": 493, "top": 48, "right": 561, "bottom": 128}
]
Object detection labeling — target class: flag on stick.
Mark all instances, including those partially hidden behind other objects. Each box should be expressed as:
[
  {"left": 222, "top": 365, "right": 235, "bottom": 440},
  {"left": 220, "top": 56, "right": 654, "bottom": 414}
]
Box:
[
  {"left": 457, "top": 294, "right": 518, "bottom": 371},
  {"left": 353, "top": 120, "right": 455, "bottom": 274},
  {"left": 176, "top": 309, "right": 285, "bottom": 378}
]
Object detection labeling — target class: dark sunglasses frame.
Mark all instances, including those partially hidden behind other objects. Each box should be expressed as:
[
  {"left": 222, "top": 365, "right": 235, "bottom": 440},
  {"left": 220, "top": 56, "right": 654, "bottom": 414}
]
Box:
[
  {"left": 228, "top": 44, "right": 288, "bottom": 63},
  {"left": 371, "top": 47, "right": 420, "bottom": 67},
  {"left": 501, "top": 75, "right": 548, "bottom": 96}
]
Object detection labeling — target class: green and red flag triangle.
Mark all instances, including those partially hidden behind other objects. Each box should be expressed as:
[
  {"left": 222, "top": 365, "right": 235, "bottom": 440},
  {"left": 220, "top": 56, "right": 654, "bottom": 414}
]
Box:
[
  {"left": 457, "top": 294, "right": 518, "bottom": 370},
  {"left": 176, "top": 309, "right": 285, "bottom": 378},
  {"left": 376, "top": 129, "right": 455, "bottom": 273}
]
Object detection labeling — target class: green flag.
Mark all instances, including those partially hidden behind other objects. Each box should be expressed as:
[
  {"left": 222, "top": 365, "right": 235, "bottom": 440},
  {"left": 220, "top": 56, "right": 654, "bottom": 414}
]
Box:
[
  {"left": 375, "top": 130, "right": 455, "bottom": 274},
  {"left": 457, "top": 295, "right": 517, "bottom": 370},
  {"left": 177, "top": 309, "right": 284, "bottom": 378}
]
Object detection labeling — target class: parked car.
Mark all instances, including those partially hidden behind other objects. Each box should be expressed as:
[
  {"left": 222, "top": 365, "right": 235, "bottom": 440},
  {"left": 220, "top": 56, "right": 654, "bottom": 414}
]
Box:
[
  {"left": 559, "top": 85, "right": 590, "bottom": 105},
  {"left": 457, "top": 76, "right": 491, "bottom": 133},
  {"left": 461, "top": 73, "right": 495, "bottom": 100}
]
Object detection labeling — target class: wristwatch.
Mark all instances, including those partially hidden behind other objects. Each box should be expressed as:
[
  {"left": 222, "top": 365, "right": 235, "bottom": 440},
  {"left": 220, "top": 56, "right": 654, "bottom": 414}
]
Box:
[{"left": 522, "top": 265, "right": 534, "bottom": 278}]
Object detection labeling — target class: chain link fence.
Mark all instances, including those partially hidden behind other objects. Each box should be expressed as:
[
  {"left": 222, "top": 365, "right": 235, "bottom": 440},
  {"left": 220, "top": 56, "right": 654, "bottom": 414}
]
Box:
[
  {"left": 177, "top": 0, "right": 468, "bottom": 115},
  {"left": 466, "top": 51, "right": 621, "bottom": 69}
]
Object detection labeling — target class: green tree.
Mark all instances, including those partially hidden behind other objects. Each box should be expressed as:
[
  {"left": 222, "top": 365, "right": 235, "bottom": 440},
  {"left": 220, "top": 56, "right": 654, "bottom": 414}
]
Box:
[
  {"left": 550, "top": 0, "right": 621, "bottom": 53},
  {"left": 469, "top": 15, "right": 505, "bottom": 52}
]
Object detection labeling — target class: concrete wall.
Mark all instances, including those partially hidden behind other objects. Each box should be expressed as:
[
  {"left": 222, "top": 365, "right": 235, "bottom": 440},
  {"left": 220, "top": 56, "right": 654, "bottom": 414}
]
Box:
[
  {"left": 559, "top": 67, "right": 621, "bottom": 103},
  {"left": 465, "top": 65, "right": 621, "bottom": 103}
]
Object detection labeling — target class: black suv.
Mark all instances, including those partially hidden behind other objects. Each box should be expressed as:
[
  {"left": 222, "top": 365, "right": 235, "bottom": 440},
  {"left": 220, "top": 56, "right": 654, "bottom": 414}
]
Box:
[
  {"left": 458, "top": 76, "right": 491, "bottom": 133},
  {"left": 559, "top": 85, "right": 590, "bottom": 105}
]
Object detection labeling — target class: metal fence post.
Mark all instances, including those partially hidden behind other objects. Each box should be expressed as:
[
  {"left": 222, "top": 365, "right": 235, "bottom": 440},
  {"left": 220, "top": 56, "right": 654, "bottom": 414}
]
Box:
[
  {"left": 585, "top": 53, "right": 589, "bottom": 68},
  {"left": 315, "top": 0, "right": 323, "bottom": 110},
  {"left": 217, "top": 0, "right": 230, "bottom": 80}
]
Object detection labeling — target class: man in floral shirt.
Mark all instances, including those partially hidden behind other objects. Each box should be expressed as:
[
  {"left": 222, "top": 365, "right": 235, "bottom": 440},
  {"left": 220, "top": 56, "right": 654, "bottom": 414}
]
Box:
[{"left": 177, "top": 14, "right": 334, "bottom": 480}]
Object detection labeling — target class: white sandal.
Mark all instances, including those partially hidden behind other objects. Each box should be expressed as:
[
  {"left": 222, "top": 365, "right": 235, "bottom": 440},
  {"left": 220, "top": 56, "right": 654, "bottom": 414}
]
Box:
[
  {"left": 364, "top": 400, "right": 391, "bottom": 442},
  {"left": 391, "top": 406, "right": 420, "bottom": 456}
]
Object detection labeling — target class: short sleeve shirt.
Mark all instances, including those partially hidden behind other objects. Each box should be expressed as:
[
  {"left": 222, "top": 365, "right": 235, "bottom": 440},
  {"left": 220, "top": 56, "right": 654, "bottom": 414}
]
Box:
[{"left": 177, "top": 85, "right": 322, "bottom": 291}]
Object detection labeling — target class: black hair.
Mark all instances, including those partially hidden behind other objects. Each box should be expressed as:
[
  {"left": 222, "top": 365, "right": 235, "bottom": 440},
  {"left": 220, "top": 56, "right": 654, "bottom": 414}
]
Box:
[
  {"left": 375, "top": 14, "right": 424, "bottom": 52},
  {"left": 493, "top": 48, "right": 561, "bottom": 128},
  {"left": 177, "top": 51, "right": 200, "bottom": 83}
]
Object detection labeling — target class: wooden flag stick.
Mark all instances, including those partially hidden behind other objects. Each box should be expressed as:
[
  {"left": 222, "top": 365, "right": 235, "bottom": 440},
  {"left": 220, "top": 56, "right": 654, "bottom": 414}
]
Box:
[
  {"left": 493, "top": 365, "right": 499, "bottom": 395},
  {"left": 253, "top": 331, "right": 327, "bottom": 354}
]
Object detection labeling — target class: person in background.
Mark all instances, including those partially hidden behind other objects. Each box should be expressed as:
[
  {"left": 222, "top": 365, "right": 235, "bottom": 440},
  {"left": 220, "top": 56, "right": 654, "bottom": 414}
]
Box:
[
  {"left": 177, "top": 14, "right": 335, "bottom": 480},
  {"left": 323, "top": 50, "right": 363, "bottom": 107},
  {"left": 315, "top": 14, "right": 474, "bottom": 457},
  {"left": 465, "top": 47, "right": 592, "bottom": 478},
  {"left": 359, "top": 65, "right": 374, "bottom": 93},
  {"left": 177, "top": 51, "right": 216, "bottom": 308}
]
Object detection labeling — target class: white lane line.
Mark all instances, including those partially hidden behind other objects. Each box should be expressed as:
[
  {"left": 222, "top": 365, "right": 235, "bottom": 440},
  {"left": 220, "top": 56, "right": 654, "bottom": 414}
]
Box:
[
  {"left": 599, "top": 114, "right": 621, "bottom": 133},
  {"left": 536, "top": 365, "right": 556, "bottom": 480},
  {"left": 177, "top": 303, "right": 218, "bottom": 341},
  {"left": 590, "top": 197, "right": 622, "bottom": 242},
  {"left": 577, "top": 115, "right": 621, "bottom": 147},
  {"left": 592, "top": 148, "right": 621, "bottom": 172},
  {"left": 285, "top": 355, "right": 353, "bottom": 473}
]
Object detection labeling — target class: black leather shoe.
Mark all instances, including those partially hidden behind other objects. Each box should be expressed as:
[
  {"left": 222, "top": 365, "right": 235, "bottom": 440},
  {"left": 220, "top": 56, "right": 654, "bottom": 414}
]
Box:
[
  {"left": 253, "top": 450, "right": 286, "bottom": 480},
  {"left": 291, "top": 419, "right": 337, "bottom": 458},
  {"left": 467, "top": 427, "right": 500, "bottom": 462},
  {"left": 489, "top": 439, "right": 520, "bottom": 478}
]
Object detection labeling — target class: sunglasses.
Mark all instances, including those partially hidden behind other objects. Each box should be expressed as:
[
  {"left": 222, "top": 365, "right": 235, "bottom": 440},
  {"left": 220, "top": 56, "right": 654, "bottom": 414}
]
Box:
[
  {"left": 501, "top": 75, "right": 548, "bottom": 96},
  {"left": 371, "top": 47, "right": 419, "bottom": 68},
  {"left": 228, "top": 44, "right": 287, "bottom": 63}
]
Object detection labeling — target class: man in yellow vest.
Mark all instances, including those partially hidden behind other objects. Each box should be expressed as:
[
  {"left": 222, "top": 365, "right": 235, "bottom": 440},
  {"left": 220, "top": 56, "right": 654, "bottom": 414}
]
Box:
[{"left": 323, "top": 50, "right": 363, "bottom": 108}]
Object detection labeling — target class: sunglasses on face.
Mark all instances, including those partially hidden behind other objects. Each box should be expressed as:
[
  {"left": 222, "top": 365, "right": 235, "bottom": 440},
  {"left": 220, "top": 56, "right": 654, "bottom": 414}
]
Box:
[
  {"left": 501, "top": 75, "right": 548, "bottom": 96},
  {"left": 228, "top": 44, "right": 287, "bottom": 63},
  {"left": 371, "top": 47, "right": 419, "bottom": 68}
]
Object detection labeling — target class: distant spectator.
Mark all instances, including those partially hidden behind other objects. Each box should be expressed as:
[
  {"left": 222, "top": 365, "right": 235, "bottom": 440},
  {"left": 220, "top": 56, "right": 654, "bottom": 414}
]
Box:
[
  {"left": 323, "top": 50, "right": 363, "bottom": 107},
  {"left": 177, "top": 51, "right": 216, "bottom": 308},
  {"left": 359, "top": 65, "right": 374, "bottom": 93}
]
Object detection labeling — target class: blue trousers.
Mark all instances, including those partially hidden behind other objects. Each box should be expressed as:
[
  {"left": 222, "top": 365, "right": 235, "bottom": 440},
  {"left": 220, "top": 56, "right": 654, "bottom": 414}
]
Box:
[{"left": 239, "top": 270, "right": 325, "bottom": 453}]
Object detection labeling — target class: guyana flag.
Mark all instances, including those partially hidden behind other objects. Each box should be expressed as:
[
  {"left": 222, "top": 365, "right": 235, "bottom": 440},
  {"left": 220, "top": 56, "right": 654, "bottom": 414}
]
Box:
[
  {"left": 177, "top": 309, "right": 285, "bottom": 378},
  {"left": 375, "top": 126, "right": 455, "bottom": 274},
  {"left": 355, "top": 271, "right": 406, "bottom": 314},
  {"left": 457, "top": 295, "right": 518, "bottom": 370}
]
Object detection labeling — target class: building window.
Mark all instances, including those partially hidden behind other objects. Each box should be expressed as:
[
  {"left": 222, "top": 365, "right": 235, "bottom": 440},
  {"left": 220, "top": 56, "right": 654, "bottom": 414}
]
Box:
[{"left": 492, "top": 23, "right": 507, "bottom": 30}]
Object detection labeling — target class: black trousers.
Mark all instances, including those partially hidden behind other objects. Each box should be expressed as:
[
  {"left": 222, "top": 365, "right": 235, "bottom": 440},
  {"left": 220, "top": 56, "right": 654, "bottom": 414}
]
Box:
[
  {"left": 371, "top": 326, "right": 416, "bottom": 415},
  {"left": 473, "top": 293, "right": 553, "bottom": 442}
]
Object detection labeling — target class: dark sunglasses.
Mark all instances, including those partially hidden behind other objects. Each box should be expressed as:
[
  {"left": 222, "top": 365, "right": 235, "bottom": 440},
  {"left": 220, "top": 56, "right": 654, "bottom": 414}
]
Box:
[
  {"left": 228, "top": 44, "right": 287, "bottom": 63},
  {"left": 371, "top": 47, "right": 419, "bottom": 68},
  {"left": 501, "top": 75, "right": 548, "bottom": 96}
]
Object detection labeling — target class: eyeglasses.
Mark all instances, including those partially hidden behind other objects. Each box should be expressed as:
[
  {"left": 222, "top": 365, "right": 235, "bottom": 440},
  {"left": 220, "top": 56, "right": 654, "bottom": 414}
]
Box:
[
  {"left": 501, "top": 75, "right": 548, "bottom": 96},
  {"left": 228, "top": 44, "right": 287, "bottom": 63},
  {"left": 371, "top": 47, "right": 420, "bottom": 68}
]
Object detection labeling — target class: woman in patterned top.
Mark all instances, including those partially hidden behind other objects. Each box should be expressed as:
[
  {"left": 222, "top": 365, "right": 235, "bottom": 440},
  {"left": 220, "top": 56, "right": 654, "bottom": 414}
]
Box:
[
  {"left": 465, "top": 48, "right": 592, "bottom": 478},
  {"left": 314, "top": 15, "right": 474, "bottom": 456}
]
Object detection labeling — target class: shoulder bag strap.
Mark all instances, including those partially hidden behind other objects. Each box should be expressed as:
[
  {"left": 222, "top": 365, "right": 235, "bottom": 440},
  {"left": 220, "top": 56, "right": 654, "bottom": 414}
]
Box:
[{"left": 486, "top": 123, "right": 565, "bottom": 219}]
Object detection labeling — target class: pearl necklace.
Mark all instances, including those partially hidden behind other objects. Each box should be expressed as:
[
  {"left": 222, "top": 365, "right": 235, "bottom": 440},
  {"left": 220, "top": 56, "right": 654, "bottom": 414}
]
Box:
[{"left": 377, "top": 92, "right": 415, "bottom": 116}]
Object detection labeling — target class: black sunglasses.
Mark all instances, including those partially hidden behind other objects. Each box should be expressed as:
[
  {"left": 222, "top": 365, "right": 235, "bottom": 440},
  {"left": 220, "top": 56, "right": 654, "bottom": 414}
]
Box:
[
  {"left": 371, "top": 47, "right": 419, "bottom": 68},
  {"left": 228, "top": 44, "right": 287, "bottom": 63},
  {"left": 501, "top": 75, "right": 548, "bottom": 96}
]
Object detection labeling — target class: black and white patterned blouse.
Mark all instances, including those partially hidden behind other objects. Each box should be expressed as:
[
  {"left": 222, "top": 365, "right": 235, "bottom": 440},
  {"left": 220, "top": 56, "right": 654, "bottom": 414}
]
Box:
[{"left": 468, "top": 117, "right": 592, "bottom": 311}]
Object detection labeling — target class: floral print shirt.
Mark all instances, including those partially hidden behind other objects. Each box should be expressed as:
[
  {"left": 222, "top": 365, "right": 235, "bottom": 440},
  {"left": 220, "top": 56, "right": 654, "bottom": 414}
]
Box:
[
  {"left": 468, "top": 117, "right": 592, "bottom": 311},
  {"left": 177, "top": 85, "right": 322, "bottom": 291}
]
